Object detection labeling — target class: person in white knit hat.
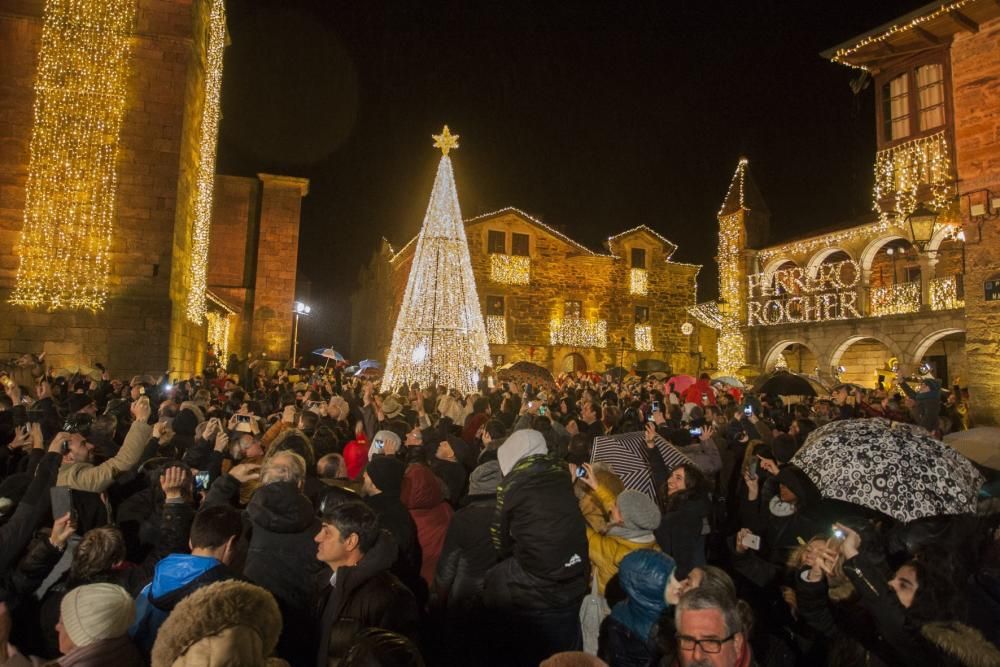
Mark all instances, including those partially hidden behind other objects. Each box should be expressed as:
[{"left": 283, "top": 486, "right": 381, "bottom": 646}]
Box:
[{"left": 55, "top": 583, "right": 141, "bottom": 666}]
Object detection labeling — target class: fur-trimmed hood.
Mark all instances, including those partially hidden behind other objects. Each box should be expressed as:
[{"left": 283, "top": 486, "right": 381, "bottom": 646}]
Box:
[
  {"left": 921, "top": 621, "right": 1000, "bottom": 667},
  {"left": 150, "top": 579, "right": 288, "bottom": 667}
]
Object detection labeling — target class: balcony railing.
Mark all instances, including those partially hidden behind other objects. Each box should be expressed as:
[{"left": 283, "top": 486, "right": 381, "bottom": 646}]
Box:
[
  {"left": 869, "top": 281, "right": 921, "bottom": 316},
  {"left": 930, "top": 275, "right": 964, "bottom": 311},
  {"left": 550, "top": 318, "right": 608, "bottom": 348}
]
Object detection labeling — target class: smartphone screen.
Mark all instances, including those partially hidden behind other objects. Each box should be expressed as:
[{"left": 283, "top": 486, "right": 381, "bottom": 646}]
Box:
[
  {"left": 194, "top": 470, "right": 211, "bottom": 492},
  {"left": 744, "top": 405, "right": 753, "bottom": 416},
  {"left": 689, "top": 427, "right": 703, "bottom": 438},
  {"left": 575, "top": 465, "right": 587, "bottom": 478},
  {"left": 652, "top": 401, "right": 661, "bottom": 413}
]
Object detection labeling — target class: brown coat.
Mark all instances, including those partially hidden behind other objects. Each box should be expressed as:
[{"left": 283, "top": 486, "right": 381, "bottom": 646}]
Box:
[
  {"left": 57, "top": 420, "right": 152, "bottom": 492},
  {"left": 151, "top": 579, "right": 289, "bottom": 667}
]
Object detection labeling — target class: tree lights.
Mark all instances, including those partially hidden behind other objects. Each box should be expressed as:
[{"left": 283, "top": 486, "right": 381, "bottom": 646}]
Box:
[
  {"left": 382, "top": 128, "right": 491, "bottom": 394},
  {"left": 10, "top": 0, "right": 137, "bottom": 310},
  {"left": 185, "top": 0, "right": 227, "bottom": 324}
]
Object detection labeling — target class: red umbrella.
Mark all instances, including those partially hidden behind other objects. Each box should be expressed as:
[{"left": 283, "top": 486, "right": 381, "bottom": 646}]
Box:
[{"left": 666, "top": 374, "right": 696, "bottom": 394}]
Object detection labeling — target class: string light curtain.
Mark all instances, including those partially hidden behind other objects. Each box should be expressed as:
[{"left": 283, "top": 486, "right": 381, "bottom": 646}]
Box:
[
  {"left": 11, "top": 0, "right": 137, "bottom": 310},
  {"left": 382, "top": 127, "right": 491, "bottom": 393},
  {"left": 205, "top": 310, "right": 231, "bottom": 360},
  {"left": 873, "top": 130, "right": 952, "bottom": 222},
  {"left": 185, "top": 0, "right": 227, "bottom": 324}
]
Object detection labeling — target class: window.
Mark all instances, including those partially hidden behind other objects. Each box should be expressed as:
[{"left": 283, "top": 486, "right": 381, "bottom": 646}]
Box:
[
  {"left": 916, "top": 64, "right": 945, "bottom": 131},
  {"left": 511, "top": 232, "right": 530, "bottom": 256},
  {"left": 631, "top": 247, "right": 646, "bottom": 269},
  {"left": 905, "top": 266, "right": 922, "bottom": 284},
  {"left": 565, "top": 300, "right": 582, "bottom": 319},
  {"left": 882, "top": 74, "right": 910, "bottom": 141},
  {"left": 492, "top": 354, "right": 505, "bottom": 366},
  {"left": 635, "top": 305, "right": 649, "bottom": 324},
  {"left": 488, "top": 230, "right": 506, "bottom": 254},
  {"left": 486, "top": 295, "right": 505, "bottom": 315},
  {"left": 985, "top": 276, "right": 1000, "bottom": 302}
]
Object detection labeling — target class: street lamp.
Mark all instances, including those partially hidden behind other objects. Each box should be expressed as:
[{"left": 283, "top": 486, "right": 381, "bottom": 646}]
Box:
[
  {"left": 907, "top": 204, "right": 938, "bottom": 251},
  {"left": 291, "top": 301, "right": 311, "bottom": 369}
]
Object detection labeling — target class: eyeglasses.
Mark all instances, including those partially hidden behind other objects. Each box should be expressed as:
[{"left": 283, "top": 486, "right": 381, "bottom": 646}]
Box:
[{"left": 677, "top": 634, "right": 736, "bottom": 654}]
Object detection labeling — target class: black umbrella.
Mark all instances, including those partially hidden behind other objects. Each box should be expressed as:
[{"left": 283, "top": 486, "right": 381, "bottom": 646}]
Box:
[
  {"left": 605, "top": 366, "right": 627, "bottom": 381},
  {"left": 635, "top": 359, "right": 669, "bottom": 374},
  {"left": 752, "top": 370, "right": 818, "bottom": 397}
]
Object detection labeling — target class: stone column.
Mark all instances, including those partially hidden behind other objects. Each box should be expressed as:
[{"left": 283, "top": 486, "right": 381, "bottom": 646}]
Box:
[{"left": 918, "top": 252, "right": 938, "bottom": 311}]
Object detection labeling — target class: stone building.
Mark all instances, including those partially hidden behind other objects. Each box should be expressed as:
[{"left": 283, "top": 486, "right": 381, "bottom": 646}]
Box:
[
  {"left": 711, "top": 0, "right": 1000, "bottom": 424},
  {"left": 352, "top": 208, "right": 710, "bottom": 376},
  {"left": 0, "top": 0, "right": 306, "bottom": 378}
]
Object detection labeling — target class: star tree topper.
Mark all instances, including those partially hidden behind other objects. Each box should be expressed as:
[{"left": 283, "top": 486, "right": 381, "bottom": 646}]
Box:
[{"left": 432, "top": 125, "right": 460, "bottom": 156}]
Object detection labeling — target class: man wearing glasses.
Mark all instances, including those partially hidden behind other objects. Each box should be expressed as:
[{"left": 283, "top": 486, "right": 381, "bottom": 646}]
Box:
[{"left": 674, "top": 586, "right": 754, "bottom": 667}]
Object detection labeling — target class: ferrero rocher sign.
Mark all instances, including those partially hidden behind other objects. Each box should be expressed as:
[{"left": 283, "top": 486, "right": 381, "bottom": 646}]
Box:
[{"left": 747, "top": 260, "right": 863, "bottom": 326}]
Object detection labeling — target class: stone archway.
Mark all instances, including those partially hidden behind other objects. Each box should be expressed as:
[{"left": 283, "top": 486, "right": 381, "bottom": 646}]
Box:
[
  {"left": 561, "top": 352, "right": 587, "bottom": 373},
  {"left": 827, "top": 335, "right": 904, "bottom": 388},
  {"left": 761, "top": 340, "right": 821, "bottom": 373},
  {"left": 804, "top": 247, "right": 853, "bottom": 276},
  {"left": 860, "top": 233, "right": 908, "bottom": 273}
]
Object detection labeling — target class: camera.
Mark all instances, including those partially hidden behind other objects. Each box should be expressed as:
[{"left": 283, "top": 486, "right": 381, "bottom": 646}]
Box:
[{"left": 235, "top": 414, "right": 252, "bottom": 425}]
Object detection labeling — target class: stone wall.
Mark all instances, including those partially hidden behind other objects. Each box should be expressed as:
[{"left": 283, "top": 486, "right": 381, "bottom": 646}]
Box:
[
  {"left": 249, "top": 174, "right": 308, "bottom": 361},
  {"left": 0, "top": 0, "right": 198, "bottom": 378},
  {"left": 953, "top": 16, "right": 1000, "bottom": 424},
  {"left": 353, "top": 210, "right": 701, "bottom": 375}
]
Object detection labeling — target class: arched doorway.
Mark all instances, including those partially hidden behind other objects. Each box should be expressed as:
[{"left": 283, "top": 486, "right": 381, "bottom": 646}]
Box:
[
  {"left": 912, "top": 329, "right": 966, "bottom": 386},
  {"left": 762, "top": 340, "right": 820, "bottom": 374},
  {"left": 562, "top": 352, "right": 587, "bottom": 373},
  {"left": 829, "top": 336, "right": 898, "bottom": 388}
]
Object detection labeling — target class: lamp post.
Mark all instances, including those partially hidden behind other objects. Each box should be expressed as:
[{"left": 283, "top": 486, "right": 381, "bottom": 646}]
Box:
[
  {"left": 907, "top": 204, "right": 939, "bottom": 252},
  {"left": 619, "top": 336, "right": 626, "bottom": 373},
  {"left": 886, "top": 247, "right": 896, "bottom": 285},
  {"left": 291, "top": 301, "right": 311, "bottom": 368}
]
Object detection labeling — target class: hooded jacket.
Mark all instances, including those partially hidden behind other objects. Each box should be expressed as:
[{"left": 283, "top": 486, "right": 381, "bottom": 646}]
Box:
[
  {"left": 488, "top": 430, "right": 589, "bottom": 608},
  {"left": 150, "top": 579, "right": 288, "bottom": 667},
  {"left": 130, "top": 554, "right": 238, "bottom": 656},
  {"left": 316, "top": 530, "right": 419, "bottom": 667},
  {"left": 600, "top": 549, "right": 675, "bottom": 667},
  {"left": 583, "top": 485, "right": 660, "bottom": 594},
  {"left": 401, "top": 464, "right": 453, "bottom": 585}
]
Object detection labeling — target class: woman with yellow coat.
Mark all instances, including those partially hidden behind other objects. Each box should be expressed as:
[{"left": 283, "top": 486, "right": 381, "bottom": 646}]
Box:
[{"left": 575, "top": 462, "right": 662, "bottom": 594}]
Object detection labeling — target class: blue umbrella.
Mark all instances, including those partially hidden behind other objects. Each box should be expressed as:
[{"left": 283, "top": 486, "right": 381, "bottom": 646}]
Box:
[
  {"left": 312, "top": 347, "right": 345, "bottom": 362},
  {"left": 359, "top": 359, "right": 381, "bottom": 369}
]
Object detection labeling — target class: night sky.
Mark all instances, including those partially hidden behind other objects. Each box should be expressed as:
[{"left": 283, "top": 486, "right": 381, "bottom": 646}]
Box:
[{"left": 215, "top": 0, "right": 919, "bottom": 358}]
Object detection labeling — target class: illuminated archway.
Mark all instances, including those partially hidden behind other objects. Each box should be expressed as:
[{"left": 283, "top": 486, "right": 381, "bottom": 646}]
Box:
[{"left": 761, "top": 340, "right": 821, "bottom": 374}]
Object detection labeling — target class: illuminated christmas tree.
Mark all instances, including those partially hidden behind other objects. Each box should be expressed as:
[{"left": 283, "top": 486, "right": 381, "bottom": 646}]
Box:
[{"left": 382, "top": 126, "right": 491, "bottom": 393}]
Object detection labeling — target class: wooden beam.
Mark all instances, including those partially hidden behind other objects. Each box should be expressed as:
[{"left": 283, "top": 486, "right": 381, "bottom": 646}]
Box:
[
  {"left": 948, "top": 10, "right": 979, "bottom": 33},
  {"left": 913, "top": 26, "right": 942, "bottom": 45}
]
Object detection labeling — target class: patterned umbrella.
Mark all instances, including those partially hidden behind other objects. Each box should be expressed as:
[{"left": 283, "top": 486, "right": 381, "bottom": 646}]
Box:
[
  {"left": 495, "top": 361, "right": 555, "bottom": 388},
  {"left": 592, "top": 431, "right": 692, "bottom": 502},
  {"left": 791, "top": 418, "right": 984, "bottom": 523},
  {"left": 312, "top": 347, "right": 345, "bottom": 362}
]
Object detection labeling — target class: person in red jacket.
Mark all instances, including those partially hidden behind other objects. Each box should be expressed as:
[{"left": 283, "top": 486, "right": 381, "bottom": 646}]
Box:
[
  {"left": 683, "top": 374, "right": 717, "bottom": 407},
  {"left": 342, "top": 421, "right": 369, "bottom": 480},
  {"left": 401, "top": 463, "right": 454, "bottom": 585}
]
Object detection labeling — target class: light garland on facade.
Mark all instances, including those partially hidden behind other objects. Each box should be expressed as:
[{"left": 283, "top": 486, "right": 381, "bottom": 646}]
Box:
[
  {"left": 930, "top": 275, "right": 964, "bottom": 311},
  {"left": 634, "top": 324, "right": 653, "bottom": 351},
  {"left": 205, "top": 310, "right": 231, "bottom": 361},
  {"left": 829, "top": 0, "right": 975, "bottom": 71},
  {"left": 489, "top": 254, "right": 531, "bottom": 285},
  {"left": 10, "top": 0, "right": 136, "bottom": 310},
  {"left": 870, "top": 281, "right": 921, "bottom": 316},
  {"left": 550, "top": 318, "right": 608, "bottom": 348},
  {"left": 486, "top": 315, "right": 507, "bottom": 344},
  {"left": 382, "top": 132, "right": 491, "bottom": 394},
  {"left": 687, "top": 302, "right": 722, "bottom": 330},
  {"left": 608, "top": 225, "right": 678, "bottom": 259},
  {"left": 184, "top": 0, "right": 226, "bottom": 324},
  {"left": 630, "top": 268, "right": 648, "bottom": 295},
  {"left": 717, "top": 160, "right": 749, "bottom": 376},
  {"left": 873, "top": 131, "right": 953, "bottom": 223}
]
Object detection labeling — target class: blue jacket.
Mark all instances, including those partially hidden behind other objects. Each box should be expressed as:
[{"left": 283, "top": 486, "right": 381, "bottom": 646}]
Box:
[{"left": 129, "top": 553, "right": 234, "bottom": 656}]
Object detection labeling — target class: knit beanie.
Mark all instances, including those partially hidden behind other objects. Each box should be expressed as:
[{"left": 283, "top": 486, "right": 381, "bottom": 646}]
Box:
[
  {"left": 60, "top": 583, "right": 134, "bottom": 648},
  {"left": 616, "top": 489, "right": 662, "bottom": 531},
  {"left": 366, "top": 455, "right": 405, "bottom": 496}
]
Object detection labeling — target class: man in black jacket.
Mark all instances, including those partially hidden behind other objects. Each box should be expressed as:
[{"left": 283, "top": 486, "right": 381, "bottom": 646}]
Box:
[
  {"left": 485, "top": 429, "right": 590, "bottom": 665},
  {"left": 314, "top": 501, "right": 418, "bottom": 667}
]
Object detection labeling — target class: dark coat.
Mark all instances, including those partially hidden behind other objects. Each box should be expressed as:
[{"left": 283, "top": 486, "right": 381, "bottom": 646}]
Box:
[
  {"left": 0, "top": 451, "right": 60, "bottom": 582},
  {"left": 487, "top": 454, "right": 589, "bottom": 610},
  {"left": 654, "top": 495, "right": 709, "bottom": 579},
  {"left": 432, "top": 493, "right": 497, "bottom": 610},
  {"left": 315, "top": 530, "right": 419, "bottom": 667}
]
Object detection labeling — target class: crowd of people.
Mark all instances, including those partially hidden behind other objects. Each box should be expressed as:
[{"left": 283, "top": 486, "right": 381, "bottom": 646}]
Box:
[{"left": 0, "top": 351, "right": 998, "bottom": 667}]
